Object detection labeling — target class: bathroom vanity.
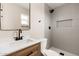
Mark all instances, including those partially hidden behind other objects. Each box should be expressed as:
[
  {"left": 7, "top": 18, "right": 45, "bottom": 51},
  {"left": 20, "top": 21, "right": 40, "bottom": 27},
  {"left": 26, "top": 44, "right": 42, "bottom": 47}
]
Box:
[
  {"left": 7, "top": 42, "right": 41, "bottom": 56},
  {"left": 0, "top": 39, "right": 43, "bottom": 56}
]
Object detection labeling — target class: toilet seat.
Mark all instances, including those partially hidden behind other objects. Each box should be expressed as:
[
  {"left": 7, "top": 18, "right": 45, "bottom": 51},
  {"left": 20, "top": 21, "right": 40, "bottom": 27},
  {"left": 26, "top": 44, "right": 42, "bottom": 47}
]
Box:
[{"left": 41, "top": 49, "right": 59, "bottom": 56}]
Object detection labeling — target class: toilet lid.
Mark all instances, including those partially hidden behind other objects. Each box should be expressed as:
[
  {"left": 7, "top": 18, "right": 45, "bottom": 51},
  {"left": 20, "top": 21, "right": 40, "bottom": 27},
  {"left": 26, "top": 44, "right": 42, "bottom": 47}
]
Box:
[{"left": 42, "top": 49, "right": 59, "bottom": 56}]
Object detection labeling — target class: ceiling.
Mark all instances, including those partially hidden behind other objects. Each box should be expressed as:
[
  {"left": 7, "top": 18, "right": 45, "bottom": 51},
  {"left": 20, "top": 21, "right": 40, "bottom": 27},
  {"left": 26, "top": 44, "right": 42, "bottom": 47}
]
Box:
[
  {"left": 47, "top": 3, "right": 65, "bottom": 9},
  {"left": 15, "top": 3, "right": 29, "bottom": 10},
  {"left": 16, "top": 3, "right": 65, "bottom": 10}
]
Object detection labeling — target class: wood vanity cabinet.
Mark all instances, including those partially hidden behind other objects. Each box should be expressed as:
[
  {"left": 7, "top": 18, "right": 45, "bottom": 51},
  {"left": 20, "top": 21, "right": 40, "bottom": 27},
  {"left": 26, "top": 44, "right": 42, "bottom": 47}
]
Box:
[{"left": 7, "top": 42, "right": 42, "bottom": 56}]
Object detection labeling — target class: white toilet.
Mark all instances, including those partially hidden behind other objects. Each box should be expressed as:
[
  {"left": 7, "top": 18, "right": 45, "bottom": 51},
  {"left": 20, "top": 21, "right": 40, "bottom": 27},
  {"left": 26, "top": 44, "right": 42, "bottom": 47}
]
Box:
[{"left": 40, "top": 38, "right": 59, "bottom": 56}]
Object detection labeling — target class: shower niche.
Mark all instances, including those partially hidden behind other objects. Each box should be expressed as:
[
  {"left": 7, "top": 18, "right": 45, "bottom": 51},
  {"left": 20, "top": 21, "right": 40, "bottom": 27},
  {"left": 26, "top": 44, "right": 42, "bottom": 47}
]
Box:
[{"left": 56, "top": 19, "right": 72, "bottom": 29}]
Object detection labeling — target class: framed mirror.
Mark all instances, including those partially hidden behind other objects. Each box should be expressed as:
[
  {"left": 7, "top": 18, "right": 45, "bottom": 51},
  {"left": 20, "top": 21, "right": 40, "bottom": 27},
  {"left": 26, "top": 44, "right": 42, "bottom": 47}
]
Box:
[{"left": 0, "top": 3, "right": 30, "bottom": 31}]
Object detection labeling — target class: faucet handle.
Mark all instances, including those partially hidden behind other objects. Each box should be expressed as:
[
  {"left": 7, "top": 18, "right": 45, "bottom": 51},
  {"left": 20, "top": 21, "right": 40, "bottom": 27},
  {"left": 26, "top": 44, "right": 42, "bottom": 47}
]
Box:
[
  {"left": 14, "top": 36, "right": 24, "bottom": 41},
  {"left": 20, "top": 36, "right": 24, "bottom": 39},
  {"left": 14, "top": 37, "right": 19, "bottom": 41}
]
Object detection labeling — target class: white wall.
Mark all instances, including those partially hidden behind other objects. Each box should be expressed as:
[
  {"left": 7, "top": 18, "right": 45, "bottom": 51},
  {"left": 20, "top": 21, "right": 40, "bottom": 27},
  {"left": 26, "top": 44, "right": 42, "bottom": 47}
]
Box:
[
  {"left": 0, "top": 3, "right": 45, "bottom": 44},
  {"left": 51, "top": 3, "right": 79, "bottom": 55},
  {"left": 30, "top": 3, "right": 45, "bottom": 38}
]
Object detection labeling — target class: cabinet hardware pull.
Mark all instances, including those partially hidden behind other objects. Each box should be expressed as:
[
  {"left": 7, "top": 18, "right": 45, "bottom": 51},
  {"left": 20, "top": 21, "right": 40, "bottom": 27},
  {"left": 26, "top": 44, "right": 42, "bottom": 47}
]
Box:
[{"left": 27, "top": 51, "right": 33, "bottom": 56}]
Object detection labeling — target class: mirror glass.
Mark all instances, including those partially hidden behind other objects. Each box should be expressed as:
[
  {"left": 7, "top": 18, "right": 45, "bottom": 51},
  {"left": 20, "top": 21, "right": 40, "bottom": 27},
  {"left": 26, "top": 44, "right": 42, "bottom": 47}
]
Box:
[{"left": 0, "top": 3, "right": 30, "bottom": 30}]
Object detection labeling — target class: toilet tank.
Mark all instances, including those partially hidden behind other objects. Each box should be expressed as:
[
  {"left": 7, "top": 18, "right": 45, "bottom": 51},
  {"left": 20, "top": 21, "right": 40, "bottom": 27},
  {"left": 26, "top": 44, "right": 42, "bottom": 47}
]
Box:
[{"left": 41, "top": 38, "right": 47, "bottom": 50}]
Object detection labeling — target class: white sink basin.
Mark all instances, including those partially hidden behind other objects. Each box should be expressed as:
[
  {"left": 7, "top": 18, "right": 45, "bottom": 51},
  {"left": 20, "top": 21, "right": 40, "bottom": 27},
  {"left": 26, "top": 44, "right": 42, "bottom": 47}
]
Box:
[{"left": 9, "top": 39, "right": 35, "bottom": 46}]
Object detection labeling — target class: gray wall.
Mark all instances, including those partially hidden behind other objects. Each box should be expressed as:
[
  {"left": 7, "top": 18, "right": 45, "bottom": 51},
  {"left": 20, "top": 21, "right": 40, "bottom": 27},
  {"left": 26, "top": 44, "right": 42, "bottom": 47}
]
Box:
[
  {"left": 51, "top": 3, "right": 79, "bottom": 55},
  {"left": 44, "top": 4, "right": 52, "bottom": 48}
]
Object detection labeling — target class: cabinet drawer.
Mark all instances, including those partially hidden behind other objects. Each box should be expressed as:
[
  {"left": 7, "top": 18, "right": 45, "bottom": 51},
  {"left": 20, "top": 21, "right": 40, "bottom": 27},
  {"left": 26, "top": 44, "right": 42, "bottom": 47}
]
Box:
[
  {"left": 8, "top": 46, "right": 33, "bottom": 56},
  {"left": 30, "top": 43, "right": 40, "bottom": 52}
]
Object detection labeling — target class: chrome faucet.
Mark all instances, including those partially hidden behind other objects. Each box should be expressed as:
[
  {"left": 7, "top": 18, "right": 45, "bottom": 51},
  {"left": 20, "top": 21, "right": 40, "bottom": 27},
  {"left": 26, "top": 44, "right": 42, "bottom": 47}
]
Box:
[{"left": 15, "top": 29, "right": 23, "bottom": 41}]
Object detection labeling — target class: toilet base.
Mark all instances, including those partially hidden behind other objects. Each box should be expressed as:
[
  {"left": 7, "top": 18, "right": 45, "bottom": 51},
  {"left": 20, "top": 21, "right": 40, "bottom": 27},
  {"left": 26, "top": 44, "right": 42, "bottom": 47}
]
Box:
[{"left": 41, "top": 49, "right": 59, "bottom": 56}]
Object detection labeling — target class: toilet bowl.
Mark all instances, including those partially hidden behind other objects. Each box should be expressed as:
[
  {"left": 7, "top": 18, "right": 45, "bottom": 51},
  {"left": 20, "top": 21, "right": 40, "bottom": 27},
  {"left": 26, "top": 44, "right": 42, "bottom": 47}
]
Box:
[{"left": 40, "top": 38, "right": 59, "bottom": 56}]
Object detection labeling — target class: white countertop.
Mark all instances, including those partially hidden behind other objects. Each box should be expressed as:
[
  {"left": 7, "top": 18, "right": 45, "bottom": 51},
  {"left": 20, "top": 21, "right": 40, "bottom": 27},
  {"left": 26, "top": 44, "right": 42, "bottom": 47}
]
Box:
[{"left": 0, "top": 38, "right": 40, "bottom": 56}]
